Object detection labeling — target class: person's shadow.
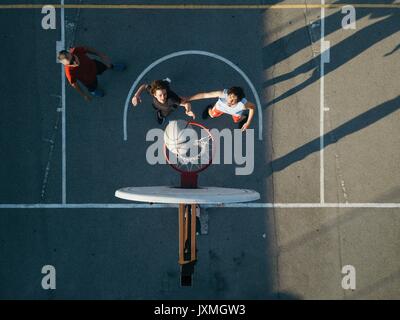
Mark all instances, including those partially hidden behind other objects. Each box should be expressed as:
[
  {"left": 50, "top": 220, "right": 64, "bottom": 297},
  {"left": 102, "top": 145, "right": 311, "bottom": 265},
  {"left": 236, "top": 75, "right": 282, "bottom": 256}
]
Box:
[
  {"left": 263, "top": 0, "right": 399, "bottom": 107},
  {"left": 265, "top": 95, "right": 400, "bottom": 175}
]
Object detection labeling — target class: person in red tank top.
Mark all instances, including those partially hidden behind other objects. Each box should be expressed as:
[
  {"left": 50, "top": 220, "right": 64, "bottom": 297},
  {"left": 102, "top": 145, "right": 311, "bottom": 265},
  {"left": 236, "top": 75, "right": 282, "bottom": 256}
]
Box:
[{"left": 58, "top": 46, "right": 126, "bottom": 101}]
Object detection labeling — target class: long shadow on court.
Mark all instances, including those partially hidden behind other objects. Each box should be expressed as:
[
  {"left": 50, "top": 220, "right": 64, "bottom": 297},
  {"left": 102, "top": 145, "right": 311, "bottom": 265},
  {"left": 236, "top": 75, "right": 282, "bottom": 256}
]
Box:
[
  {"left": 266, "top": 95, "right": 400, "bottom": 175},
  {"left": 262, "top": 0, "right": 398, "bottom": 69},
  {"left": 275, "top": 187, "right": 400, "bottom": 299}
]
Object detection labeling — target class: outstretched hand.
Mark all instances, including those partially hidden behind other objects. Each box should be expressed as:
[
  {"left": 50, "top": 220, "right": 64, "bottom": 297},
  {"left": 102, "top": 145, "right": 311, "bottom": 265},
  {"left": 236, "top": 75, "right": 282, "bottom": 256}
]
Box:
[
  {"left": 186, "top": 110, "right": 196, "bottom": 119},
  {"left": 241, "top": 122, "right": 250, "bottom": 132},
  {"left": 131, "top": 95, "right": 141, "bottom": 106}
]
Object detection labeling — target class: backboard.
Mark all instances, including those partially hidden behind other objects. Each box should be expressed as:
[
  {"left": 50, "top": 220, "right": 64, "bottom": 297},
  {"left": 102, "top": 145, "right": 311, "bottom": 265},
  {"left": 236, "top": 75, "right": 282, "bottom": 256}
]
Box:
[{"left": 115, "top": 186, "right": 260, "bottom": 204}]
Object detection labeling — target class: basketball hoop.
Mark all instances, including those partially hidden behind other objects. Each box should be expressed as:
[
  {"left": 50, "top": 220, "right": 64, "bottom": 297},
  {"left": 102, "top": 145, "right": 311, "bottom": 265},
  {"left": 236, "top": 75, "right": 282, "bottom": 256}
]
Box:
[
  {"left": 116, "top": 119, "right": 259, "bottom": 286},
  {"left": 164, "top": 121, "right": 214, "bottom": 188}
]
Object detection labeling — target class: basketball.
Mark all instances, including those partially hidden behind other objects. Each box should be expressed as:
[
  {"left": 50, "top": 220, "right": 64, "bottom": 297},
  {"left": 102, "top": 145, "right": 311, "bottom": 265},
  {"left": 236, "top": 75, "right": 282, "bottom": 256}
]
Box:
[{"left": 164, "top": 120, "right": 191, "bottom": 156}]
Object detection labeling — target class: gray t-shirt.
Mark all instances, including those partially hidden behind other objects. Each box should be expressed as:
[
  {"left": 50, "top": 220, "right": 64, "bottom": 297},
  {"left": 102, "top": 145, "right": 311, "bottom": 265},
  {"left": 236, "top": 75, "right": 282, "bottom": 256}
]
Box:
[{"left": 146, "top": 82, "right": 181, "bottom": 117}]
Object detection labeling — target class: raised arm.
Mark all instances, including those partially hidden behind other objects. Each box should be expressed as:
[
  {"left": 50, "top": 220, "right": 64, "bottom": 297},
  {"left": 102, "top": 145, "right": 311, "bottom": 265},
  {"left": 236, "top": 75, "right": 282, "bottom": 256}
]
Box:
[
  {"left": 131, "top": 84, "right": 148, "bottom": 106},
  {"left": 186, "top": 90, "right": 223, "bottom": 101},
  {"left": 241, "top": 102, "right": 256, "bottom": 132}
]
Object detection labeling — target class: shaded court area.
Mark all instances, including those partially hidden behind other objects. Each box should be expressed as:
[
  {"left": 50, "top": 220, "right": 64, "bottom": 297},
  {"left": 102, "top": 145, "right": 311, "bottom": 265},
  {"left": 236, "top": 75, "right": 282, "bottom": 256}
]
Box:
[{"left": 0, "top": 0, "right": 276, "bottom": 299}]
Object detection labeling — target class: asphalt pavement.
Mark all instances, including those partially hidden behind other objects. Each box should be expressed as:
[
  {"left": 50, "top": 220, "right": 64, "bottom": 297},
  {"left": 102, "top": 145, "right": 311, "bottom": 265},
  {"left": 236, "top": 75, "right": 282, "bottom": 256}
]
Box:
[{"left": 0, "top": 0, "right": 399, "bottom": 299}]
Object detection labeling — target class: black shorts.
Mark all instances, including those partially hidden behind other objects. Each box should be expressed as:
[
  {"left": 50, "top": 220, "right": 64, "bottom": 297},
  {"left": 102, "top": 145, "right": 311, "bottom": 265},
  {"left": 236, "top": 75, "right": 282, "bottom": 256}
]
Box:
[
  {"left": 84, "top": 60, "right": 108, "bottom": 92},
  {"left": 94, "top": 60, "right": 108, "bottom": 75}
]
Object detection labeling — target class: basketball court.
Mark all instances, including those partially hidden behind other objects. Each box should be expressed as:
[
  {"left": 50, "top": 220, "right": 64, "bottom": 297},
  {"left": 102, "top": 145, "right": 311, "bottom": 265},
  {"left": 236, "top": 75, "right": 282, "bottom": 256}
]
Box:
[{"left": 0, "top": 0, "right": 399, "bottom": 299}]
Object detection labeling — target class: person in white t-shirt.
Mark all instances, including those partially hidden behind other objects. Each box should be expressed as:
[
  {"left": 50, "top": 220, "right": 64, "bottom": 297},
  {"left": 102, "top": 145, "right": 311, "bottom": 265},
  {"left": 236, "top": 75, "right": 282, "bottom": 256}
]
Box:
[{"left": 185, "top": 87, "right": 255, "bottom": 131}]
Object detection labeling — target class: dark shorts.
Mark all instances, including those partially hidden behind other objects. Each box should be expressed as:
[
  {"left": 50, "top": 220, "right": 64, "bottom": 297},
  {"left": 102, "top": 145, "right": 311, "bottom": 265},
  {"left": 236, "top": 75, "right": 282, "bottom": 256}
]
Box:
[
  {"left": 94, "top": 60, "right": 108, "bottom": 75},
  {"left": 84, "top": 60, "right": 108, "bottom": 92}
]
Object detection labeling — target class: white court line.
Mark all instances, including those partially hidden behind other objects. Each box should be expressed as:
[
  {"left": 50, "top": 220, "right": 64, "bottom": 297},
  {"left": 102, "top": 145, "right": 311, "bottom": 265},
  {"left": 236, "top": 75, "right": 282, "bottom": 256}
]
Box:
[
  {"left": 60, "top": 0, "right": 66, "bottom": 204},
  {"left": 320, "top": 0, "right": 325, "bottom": 204},
  {"left": 0, "top": 203, "right": 399, "bottom": 209},
  {"left": 123, "top": 50, "right": 263, "bottom": 141}
]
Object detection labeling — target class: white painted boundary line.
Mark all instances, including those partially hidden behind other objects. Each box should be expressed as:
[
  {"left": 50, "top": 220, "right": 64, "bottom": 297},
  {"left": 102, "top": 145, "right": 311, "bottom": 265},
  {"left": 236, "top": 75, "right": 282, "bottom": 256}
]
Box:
[
  {"left": 320, "top": 0, "right": 325, "bottom": 205},
  {"left": 60, "top": 0, "right": 66, "bottom": 204},
  {"left": 123, "top": 50, "right": 263, "bottom": 141},
  {"left": 0, "top": 203, "right": 399, "bottom": 209}
]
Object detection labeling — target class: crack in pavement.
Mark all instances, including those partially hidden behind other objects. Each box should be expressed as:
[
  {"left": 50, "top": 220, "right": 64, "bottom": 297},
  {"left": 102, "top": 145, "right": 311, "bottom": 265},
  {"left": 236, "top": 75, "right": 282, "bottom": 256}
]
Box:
[{"left": 41, "top": 97, "right": 61, "bottom": 201}]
